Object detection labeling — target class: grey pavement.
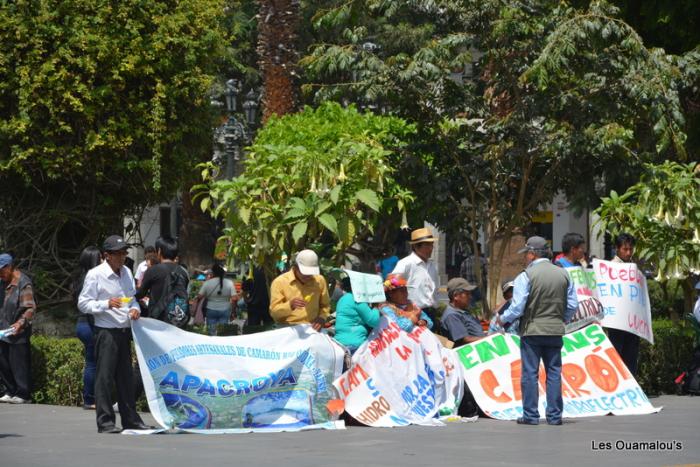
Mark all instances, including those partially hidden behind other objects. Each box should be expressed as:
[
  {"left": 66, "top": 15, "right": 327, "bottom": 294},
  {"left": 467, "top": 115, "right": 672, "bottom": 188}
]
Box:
[{"left": 1, "top": 395, "right": 698, "bottom": 467}]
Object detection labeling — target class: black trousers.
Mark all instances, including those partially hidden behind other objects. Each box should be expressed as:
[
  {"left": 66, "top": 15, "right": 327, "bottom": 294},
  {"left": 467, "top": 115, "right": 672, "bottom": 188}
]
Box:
[
  {"left": 94, "top": 327, "right": 143, "bottom": 430},
  {"left": 607, "top": 328, "right": 640, "bottom": 376},
  {"left": 0, "top": 340, "right": 31, "bottom": 399},
  {"left": 246, "top": 305, "right": 272, "bottom": 326}
]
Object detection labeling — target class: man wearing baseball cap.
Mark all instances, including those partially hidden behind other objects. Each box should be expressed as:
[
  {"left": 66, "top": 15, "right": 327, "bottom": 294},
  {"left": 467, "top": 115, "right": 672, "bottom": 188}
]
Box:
[
  {"left": 269, "top": 249, "right": 330, "bottom": 331},
  {"left": 78, "top": 235, "right": 150, "bottom": 433},
  {"left": 0, "top": 253, "right": 36, "bottom": 404},
  {"left": 497, "top": 236, "right": 578, "bottom": 426},
  {"left": 440, "top": 278, "right": 485, "bottom": 347}
]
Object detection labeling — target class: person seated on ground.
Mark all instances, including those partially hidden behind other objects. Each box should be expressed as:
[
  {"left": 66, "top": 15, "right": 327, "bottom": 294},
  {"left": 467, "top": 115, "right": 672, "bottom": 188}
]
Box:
[
  {"left": 334, "top": 276, "right": 380, "bottom": 354},
  {"left": 440, "top": 278, "right": 485, "bottom": 347},
  {"left": 378, "top": 274, "right": 433, "bottom": 332},
  {"left": 488, "top": 279, "right": 519, "bottom": 335}
]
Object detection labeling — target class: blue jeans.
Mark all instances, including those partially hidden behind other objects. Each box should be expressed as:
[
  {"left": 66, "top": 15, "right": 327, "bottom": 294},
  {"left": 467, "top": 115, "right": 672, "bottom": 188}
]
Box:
[
  {"left": 76, "top": 320, "right": 96, "bottom": 405},
  {"left": 520, "top": 335, "right": 563, "bottom": 423},
  {"left": 206, "top": 308, "right": 229, "bottom": 335}
]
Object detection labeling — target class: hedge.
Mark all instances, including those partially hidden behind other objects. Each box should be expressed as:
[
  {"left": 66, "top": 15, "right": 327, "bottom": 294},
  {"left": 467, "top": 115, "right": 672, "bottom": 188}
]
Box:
[{"left": 7, "top": 319, "right": 697, "bottom": 407}]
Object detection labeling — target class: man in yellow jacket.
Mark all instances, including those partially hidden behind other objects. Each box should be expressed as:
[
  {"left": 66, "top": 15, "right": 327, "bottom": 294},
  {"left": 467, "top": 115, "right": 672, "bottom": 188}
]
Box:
[{"left": 270, "top": 250, "right": 330, "bottom": 331}]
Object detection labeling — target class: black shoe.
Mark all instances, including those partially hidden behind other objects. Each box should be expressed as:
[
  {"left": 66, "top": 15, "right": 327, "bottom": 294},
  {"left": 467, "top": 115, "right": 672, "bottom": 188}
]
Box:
[
  {"left": 123, "top": 422, "right": 155, "bottom": 430},
  {"left": 98, "top": 426, "right": 122, "bottom": 434},
  {"left": 547, "top": 419, "right": 563, "bottom": 425},
  {"left": 516, "top": 417, "right": 539, "bottom": 425}
]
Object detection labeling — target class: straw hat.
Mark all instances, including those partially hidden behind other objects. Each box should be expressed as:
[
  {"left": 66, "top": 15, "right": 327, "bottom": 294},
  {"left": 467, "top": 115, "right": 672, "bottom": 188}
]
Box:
[{"left": 409, "top": 227, "right": 436, "bottom": 244}]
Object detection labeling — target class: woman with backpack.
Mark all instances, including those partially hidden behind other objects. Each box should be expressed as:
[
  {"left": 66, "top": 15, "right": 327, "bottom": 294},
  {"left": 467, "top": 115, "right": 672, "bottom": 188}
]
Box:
[
  {"left": 73, "top": 246, "right": 102, "bottom": 410},
  {"left": 197, "top": 264, "right": 236, "bottom": 335}
]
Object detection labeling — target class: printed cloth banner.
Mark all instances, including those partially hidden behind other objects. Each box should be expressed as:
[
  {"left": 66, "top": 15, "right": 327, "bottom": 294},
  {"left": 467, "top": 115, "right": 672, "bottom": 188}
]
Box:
[
  {"left": 564, "top": 266, "right": 605, "bottom": 333},
  {"left": 593, "top": 259, "right": 653, "bottom": 344},
  {"left": 343, "top": 269, "right": 386, "bottom": 304},
  {"left": 335, "top": 316, "right": 464, "bottom": 427},
  {"left": 132, "top": 318, "right": 346, "bottom": 433},
  {"left": 456, "top": 324, "right": 660, "bottom": 420}
]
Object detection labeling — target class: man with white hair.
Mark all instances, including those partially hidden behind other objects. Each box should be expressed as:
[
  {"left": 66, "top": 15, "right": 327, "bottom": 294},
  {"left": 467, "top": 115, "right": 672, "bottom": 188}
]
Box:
[{"left": 269, "top": 249, "right": 330, "bottom": 331}]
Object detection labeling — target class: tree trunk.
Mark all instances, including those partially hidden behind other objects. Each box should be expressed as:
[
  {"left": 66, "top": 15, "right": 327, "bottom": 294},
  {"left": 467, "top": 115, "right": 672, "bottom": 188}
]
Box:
[
  {"left": 257, "top": 0, "right": 300, "bottom": 121},
  {"left": 178, "top": 182, "right": 217, "bottom": 271}
]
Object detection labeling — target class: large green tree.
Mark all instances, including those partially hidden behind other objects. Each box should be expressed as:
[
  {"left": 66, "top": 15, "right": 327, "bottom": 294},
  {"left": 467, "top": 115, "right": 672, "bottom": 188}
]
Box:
[
  {"left": 0, "top": 0, "right": 234, "bottom": 299},
  {"left": 303, "top": 0, "right": 695, "bottom": 314}
]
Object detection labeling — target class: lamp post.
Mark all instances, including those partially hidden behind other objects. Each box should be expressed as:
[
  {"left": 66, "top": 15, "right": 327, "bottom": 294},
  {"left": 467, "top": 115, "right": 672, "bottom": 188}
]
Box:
[{"left": 222, "top": 80, "right": 259, "bottom": 179}]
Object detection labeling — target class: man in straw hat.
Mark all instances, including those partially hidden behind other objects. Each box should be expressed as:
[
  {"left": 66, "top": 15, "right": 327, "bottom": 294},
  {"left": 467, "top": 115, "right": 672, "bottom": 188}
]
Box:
[
  {"left": 391, "top": 227, "right": 440, "bottom": 323},
  {"left": 497, "top": 236, "right": 577, "bottom": 426}
]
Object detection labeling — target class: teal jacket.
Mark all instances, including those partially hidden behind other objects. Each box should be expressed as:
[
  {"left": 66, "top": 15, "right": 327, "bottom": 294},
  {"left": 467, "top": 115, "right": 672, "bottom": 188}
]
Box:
[{"left": 334, "top": 292, "right": 380, "bottom": 349}]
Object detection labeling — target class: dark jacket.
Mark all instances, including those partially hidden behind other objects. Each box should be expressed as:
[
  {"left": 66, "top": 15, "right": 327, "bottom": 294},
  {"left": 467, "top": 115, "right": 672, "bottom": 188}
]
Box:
[{"left": 0, "top": 271, "right": 35, "bottom": 344}]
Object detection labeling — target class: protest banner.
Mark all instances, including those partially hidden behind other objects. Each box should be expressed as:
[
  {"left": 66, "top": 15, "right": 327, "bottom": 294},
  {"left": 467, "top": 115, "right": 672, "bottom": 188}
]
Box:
[
  {"left": 564, "top": 266, "right": 605, "bottom": 333},
  {"left": 592, "top": 259, "right": 653, "bottom": 344},
  {"left": 132, "top": 318, "right": 345, "bottom": 433},
  {"left": 343, "top": 269, "right": 386, "bottom": 304},
  {"left": 456, "top": 324, "right": 660, "bottom": 420},
  {"left": 335, "top": 316, "right": 464, "bottom": 427}
]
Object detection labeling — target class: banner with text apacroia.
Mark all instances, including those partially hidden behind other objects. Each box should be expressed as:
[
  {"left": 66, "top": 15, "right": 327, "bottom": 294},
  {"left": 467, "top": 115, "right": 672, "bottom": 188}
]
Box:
[
  {"left": 335, "top": 316, "right": 464, "bottom": 427},
  {"left": 457, "top": 324, "right": 660, "bottom": 420},
  {"left": 592, "top": 259, "right": 653, "bottom": 344},
  {"left": 132, "top": 318, "right": 345, "bottom": 433}
]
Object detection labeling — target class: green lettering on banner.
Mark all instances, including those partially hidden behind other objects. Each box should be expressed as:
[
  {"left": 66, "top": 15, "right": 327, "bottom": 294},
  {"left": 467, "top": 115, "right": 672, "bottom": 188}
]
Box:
[
  {"left": 456, "top": 345, "right": 479, "bottom": 369},
  {"left": 585, "top": 324, "right": 606, "bottom": 346},
  {"left": 475, "top": 334, "right": 511, "bottom": 363},
  {"left": 562, "top": 329, "right": 590, "bottom": 353}
]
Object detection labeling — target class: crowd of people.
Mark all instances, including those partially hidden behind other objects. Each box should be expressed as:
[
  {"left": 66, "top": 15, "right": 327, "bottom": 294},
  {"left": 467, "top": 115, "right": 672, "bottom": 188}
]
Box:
[{"left": 0, "top": 225, "right": 685, "bottom": 432}]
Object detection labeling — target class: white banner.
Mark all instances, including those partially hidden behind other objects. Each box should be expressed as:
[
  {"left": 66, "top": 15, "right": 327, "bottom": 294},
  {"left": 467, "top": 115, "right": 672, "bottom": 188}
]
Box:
[
  {"left": 564, "top": 266, "right": 605, "bottom": 333},
  {"left": 456, "top": 324, "right": 660, "bottom": 420},
  {"left": 592, "top": 259, "right": 653, "bottom": 344},
  {"left": 344, "top": 269, "right": 386, "bottom": 303},
  {"left": 132, "top": 318, "right": 345, "bottom": 433},
  {"left": 334, "top": 316, "right": 464, "bottom": 427}
]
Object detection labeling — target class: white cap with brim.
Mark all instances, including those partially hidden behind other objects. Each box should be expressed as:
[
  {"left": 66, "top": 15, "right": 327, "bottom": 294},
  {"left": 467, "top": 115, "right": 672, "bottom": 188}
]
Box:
[{"left": 295, "top": 249, "right": 320, "bottom": 276}]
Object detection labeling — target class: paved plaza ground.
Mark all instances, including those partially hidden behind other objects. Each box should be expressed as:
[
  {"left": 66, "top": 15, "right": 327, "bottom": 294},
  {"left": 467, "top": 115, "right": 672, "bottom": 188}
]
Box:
[{"left": 1, "top": 395, "right": 698, "bottom": 467}]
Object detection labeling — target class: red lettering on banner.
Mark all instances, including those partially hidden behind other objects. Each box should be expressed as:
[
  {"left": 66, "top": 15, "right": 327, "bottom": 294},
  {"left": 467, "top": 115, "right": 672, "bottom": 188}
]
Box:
[
  {"left": 561, "top": 363, "right": 590, "bottom": 397},
  {"left": 406, "top": 325, "right": 426, "bottom": 344},
  {"left": 585, "top": 353, "right": 619, "bottom": 392},
  {"left": 396, "top": 345, "right": 412, "bottom": 361},
  {"left": 627, "top": 315, "right": 650, "bottom": 338},
  {"left": 597, "top": 262, "right": 642, "bottom": 284},
  {"left": 481, "top": 369, "right": 512, "bottom": 402},
  {"left": 604, "top": 348, "right": 632, "bottom": 380},
  {"left": 369, "top": 322, "right": 402, "bottom": 357},
  {"left": 338, "top": 364, "right": 369, "bottom": 397},
  {"left": 355, "top": 396, "right": 392, "bottom": 425}
]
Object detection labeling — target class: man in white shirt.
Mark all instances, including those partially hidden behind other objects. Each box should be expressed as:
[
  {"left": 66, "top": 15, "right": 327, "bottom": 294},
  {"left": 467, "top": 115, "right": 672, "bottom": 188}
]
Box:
[
  {"left": 391, "top": 227, "right": 439, "bottom": 322},
  {"left": 78, "top": 235, "right": 150, "bottom": 433},
  {"left": 693, "top": 282, "right": 700, "bottom": 324}
]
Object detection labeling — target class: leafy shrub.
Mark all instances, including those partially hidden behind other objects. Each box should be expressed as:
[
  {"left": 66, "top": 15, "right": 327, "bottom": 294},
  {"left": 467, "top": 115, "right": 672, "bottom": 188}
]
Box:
[
  {"left": 637, "top": 319, "right": 695, "bottom": 395},
  {"left": 31, "top": 336, "right": 84, "bottom": 406}
]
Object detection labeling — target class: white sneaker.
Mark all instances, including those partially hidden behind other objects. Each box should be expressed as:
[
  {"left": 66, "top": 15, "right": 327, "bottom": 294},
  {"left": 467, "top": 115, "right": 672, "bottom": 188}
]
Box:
[
  {"left": 0, "top": 394, "right": 13, "bottom": 403},
  {"left": 7, "top": 396, "right": 30, "bottom": 404}
]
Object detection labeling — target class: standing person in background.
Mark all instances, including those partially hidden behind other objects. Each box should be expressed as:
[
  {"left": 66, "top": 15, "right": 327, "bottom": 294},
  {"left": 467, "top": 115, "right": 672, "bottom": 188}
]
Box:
[
  {"left": 269, "top": 250, "right": 330, "bottom": 331},
  {"left": 134, "top": 246, "right": 157, "bottom": 288},
  {"left": 376, "top": 247, "right": 399, "bottom": 280},
  {"left": 0, "top": 253, "right": 36, "bottom": 404},
  {"left": 554, "top": 233, "right": 586, "bottom": 268},
  {"left": 497, "top": 236, "right": 578, "bottom": 426},
  {"left": 242, "top": 266, "right": 271, "bottom": 326},
  {"left": 606, "top": 232, "right": 641, "bottom": 376},
  {"left": 197, "top": 264, "right": 235, "bottom": 335},
  {"left": 78, "top": 235, "right": 150, "bottom": 433},
  {"left": 391, "top": 227, "right": 439, "bottom": 324},
  {"left": 72, "top": 246, "right": 102, "bottom": 410}
]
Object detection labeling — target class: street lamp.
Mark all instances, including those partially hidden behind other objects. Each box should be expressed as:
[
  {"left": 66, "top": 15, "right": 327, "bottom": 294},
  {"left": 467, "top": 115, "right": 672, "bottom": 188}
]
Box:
[{"left": 221, "top": 79, "right": 260, "bottom": 179}]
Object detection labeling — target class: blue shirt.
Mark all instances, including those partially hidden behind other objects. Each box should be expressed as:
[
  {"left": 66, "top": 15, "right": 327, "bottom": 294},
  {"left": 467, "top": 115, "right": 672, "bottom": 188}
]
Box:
[
  {"left": 440, "top": 305, "right": 485, "bottom": 343},
  {"left": 554, "top": 257, "right": 580, "bottom": 268},
  {"left": 381, "top": 305, "right": 433, "bottom": 332},
  {"left": 501, "top": 258, "right": 578, "bottom": 325},
  {"left": 378, "top": 256, "right": 399, "bottom": 280}
]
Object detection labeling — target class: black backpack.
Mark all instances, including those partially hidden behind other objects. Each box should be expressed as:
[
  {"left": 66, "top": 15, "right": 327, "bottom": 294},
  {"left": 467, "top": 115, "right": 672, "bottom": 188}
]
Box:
[{"left": 150, "top": 265, "right": 190, "bottom": 328}]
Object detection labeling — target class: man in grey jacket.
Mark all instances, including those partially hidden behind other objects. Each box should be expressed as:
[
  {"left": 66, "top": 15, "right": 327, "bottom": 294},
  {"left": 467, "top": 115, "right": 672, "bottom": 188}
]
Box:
[{"left": 498, "top": 236, "right": 578, "bottom": 425}]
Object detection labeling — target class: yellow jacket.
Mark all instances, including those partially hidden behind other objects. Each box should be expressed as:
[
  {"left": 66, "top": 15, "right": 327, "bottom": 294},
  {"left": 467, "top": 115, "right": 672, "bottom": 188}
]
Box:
[{"left": 269, "top": 269, "right": 330, "bottom": 324}]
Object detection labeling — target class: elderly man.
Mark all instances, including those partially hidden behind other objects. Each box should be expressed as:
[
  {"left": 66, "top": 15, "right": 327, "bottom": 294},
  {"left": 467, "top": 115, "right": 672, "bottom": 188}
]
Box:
[
  {"left": 78, "top": 235, "right": 150, "bottom": 433},
  {"left": 269, "top": 249, "right": 330, "bottom": 331},
  {"left": 498, "top": 236, "right": 577, "bottom": 426},
  {"left": 440, "top": 278, "right": 484, "bottom": 347},
  {"left": 0, "top": 253, "right": 36, "bottom": 404},
  {"left": 391, "top": 227, "right": 439, "bottom": 322}
]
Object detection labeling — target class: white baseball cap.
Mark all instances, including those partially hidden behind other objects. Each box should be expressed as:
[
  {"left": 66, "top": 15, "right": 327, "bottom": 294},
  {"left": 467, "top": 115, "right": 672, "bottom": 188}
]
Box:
[{"left": 295, "top": 249, "right": 320, "bottom": 276}]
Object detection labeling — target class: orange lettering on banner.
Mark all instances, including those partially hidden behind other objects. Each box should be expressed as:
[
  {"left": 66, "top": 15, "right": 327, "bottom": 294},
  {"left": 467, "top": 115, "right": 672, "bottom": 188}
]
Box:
[
  {"left": 510, "top": 360, "right": 522, "bottom": 401},
  {"left": 561, "top": 363, "right": 590, "bottom": 397},
  {"left": 584, "top": 354, "right": 619, "bottom": 392},
  {"left": 338, "top": 363, "right": 370, "bottom": 397},
  {"left": 395, "top": 345, "right": 413, "bottom": 361},
  {"left": 604, "top": 348, "right": 632, "bottom": 380},
  {"left": 480, "top": 369, "right": 512, "bottom": 402},
  {"left": 538, "top": 367, "right": 546, "bottom": 396}
]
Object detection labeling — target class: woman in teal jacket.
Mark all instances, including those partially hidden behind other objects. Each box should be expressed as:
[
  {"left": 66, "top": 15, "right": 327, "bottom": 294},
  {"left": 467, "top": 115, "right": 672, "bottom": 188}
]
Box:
[{"left": 334, "top": 277, "right": 380, "bottom": 354}]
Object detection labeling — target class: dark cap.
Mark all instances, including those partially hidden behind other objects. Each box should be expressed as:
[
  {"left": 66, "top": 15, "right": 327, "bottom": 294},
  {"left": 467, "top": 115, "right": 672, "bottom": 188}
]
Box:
[
  {"left": 517, "top": 236, "right": 548, "bottom": 254},
  {"left": 103, "top": 235, "right": 130, "bottom": 252},
  {"left": 447, "top": 277, "right": 477, "bottom": 296}
]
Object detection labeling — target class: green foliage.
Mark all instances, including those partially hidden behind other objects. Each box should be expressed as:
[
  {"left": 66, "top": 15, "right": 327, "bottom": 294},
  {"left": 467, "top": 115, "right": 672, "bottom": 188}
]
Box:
[
  {"left": 637, "top": 319, "right": 695, "bottom": 395},
  {"left": 195, "top": 102, "right": 415, "bottom": 271},
  {"left": 30, "top": 336, "right": 84, "bottom": 406},
  {"left": 596, "top": 162, "right": 700, "bottom": 282}
]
